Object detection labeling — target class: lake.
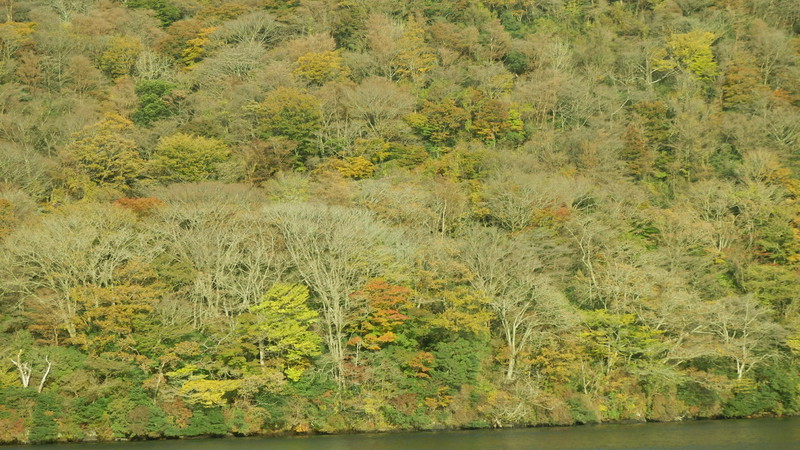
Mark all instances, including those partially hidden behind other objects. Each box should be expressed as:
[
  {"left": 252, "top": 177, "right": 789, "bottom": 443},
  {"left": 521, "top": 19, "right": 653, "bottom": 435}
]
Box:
[{"left": 10, "top": 416, "right": 800, "bottom": 449}]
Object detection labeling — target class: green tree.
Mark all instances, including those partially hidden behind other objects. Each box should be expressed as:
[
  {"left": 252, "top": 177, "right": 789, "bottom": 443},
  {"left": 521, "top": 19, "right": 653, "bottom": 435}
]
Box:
[
  {"left": 132, "top": 80, "right": 178, "bottom": 127},
  {"left": 250, "top": 87, "right": 321, "bottom": 163},
  {"left": 29, "top": 393, "right": 59, "bottom": 444},
  {"left": 127, "top": 0, "right": 183, "bottom": 27}
]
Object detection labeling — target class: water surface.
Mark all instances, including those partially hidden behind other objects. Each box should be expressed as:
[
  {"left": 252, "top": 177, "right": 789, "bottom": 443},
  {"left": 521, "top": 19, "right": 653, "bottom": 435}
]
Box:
[{"left": 13, "top": 416, "right": 800, "bottom": 449}]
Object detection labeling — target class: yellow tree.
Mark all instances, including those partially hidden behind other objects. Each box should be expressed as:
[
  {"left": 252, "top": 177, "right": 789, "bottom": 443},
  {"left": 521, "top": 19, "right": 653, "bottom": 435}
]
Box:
[
  {"left": 63, "top": 114, "right": 144, "bottom": 194},
  {"left": 394, "top": 15, "right": 437, "bottom": 81},
  {"left": 182, "top": 27, "right": 217, "bottom": 68},
  {"left": 100, "top": 36, "right": 143, "bottom": 79},
  {"left": 293, "top": 50, "right": 350, "bottom": 85}
]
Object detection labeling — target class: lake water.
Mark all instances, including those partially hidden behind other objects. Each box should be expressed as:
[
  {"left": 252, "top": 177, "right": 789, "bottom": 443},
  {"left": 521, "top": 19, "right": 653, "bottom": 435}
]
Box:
[{"left": 11, "top": 416, "right": 800, "bottom": 449}]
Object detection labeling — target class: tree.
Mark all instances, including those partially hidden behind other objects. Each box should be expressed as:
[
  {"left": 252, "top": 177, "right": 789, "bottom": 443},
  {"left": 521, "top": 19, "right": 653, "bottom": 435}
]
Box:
[
  {"left": 193, "top": 42, "right": 266, "bottom": 82},
  {"left": 405, "top": 98, "right": 468, "bottom": 146},
  {"left": 263, "top": 203, "right": 406, "bottom": 386},
  {"left": 247, "top": 283, "right": 321, "bottom": 381},
  {"left": 132, "top": 80, "right": 178, "bottom": 127},
  {"left": 152, "top": 186, "right": 286, "bottom": 324},
  {"left": 100, "top": 36, "right": 143, "bottom": 79},
  {"left": 477, "top": 171, "right": 582, "bottom": 232},
  {"left": 460, "top": 226, "right": 574, "bottom": 380},
  {"left": 151, "top": 133, "right": 230, "bottom": 183},
  {"left": 182, "top": 27, "right": 217, "bottom": 67},
  {"left": 215, "top": 11, "right": 280, "bottom": 46},
  {"left": 347, "top": 279, "right": 413, "bottom": 351},
  {"left": 580, "top": 310, "right": 666, "bottom": 377},
  {"left": 343, "top": 77, "right": 415, "bottom": 139},
  {"left": 62, "top": 114, "right": 143, "bottom": 194},
  {"left": 700, "top": 296, "right": 785, "bottom": 379},
  {"left": 1, "top": 204, "right": 143, "bottom": 341},
  {"left": 722, "top": 51, "right": 765, "bottom": 111},
  {"left": 469, "top": 96, "right": 525, "bottom": 144},
  {"left": 365, "top": 13, "right": 403, "bottom": 78},
  {"left": 68, "top": 263, "right": 164, "bottom": 362},
  {"left": 293, "top": 50, "right": 350, "bottom": 85},
  {"left": 653, "top": 31, "right": 719, "bottom": 81},
  {"left": 127, "top": 0, "right": 183, "bottom": 27},
  {"left": 250, "top": 87, "right": 321, "bottom": 163},
  {"left": 393, "top": 15, "right": 437, "bottom": 81}
]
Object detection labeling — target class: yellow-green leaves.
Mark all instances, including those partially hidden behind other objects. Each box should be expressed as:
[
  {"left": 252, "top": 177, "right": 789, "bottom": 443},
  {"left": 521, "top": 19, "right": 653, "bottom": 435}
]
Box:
[
  {"left": 653, "top": 31, "right": 719, "bottom": 81},
  {"left": 151, "top": 133, "right": 230, "bottom": 183},
  {"left": 179, "top": 378, "right": 242, "bottom": 407},
  {"left": 249, "top": 283, "right": 321, "bottom": 381},
  {"left": 250, "top": 87, "right": 321, "bottom": 162}
]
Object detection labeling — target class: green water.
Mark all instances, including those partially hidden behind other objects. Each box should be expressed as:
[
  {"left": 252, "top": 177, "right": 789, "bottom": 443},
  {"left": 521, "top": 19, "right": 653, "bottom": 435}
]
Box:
[{"left": 11, "top": 417, "right": 800, "bottom": 449}]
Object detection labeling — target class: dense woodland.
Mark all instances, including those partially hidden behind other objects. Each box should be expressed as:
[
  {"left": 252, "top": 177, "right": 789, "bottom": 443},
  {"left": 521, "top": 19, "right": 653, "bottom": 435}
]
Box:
[{"left": 1, "top": 0, "right": 800, "bottom": 444}]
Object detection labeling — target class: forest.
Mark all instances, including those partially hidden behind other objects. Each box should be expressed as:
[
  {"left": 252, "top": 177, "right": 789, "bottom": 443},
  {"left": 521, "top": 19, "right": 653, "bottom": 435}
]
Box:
[{"left": 0, "top": 0, "right": 799, "bottom": 444}]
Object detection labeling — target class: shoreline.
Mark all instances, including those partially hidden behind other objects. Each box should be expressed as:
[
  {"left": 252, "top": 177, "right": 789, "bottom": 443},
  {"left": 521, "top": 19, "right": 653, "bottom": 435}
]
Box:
[{"left": 3, "top": 412, "right": 796, "bottom": 447}]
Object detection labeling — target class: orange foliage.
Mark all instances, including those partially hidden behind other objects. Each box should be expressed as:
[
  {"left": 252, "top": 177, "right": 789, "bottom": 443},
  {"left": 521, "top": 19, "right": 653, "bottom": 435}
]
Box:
[
  {"left": 348, "top": 279, "right": 413, "bottom": 350},
  {"left": 114, "top": 197, "right": 165, "bottom": 217}
]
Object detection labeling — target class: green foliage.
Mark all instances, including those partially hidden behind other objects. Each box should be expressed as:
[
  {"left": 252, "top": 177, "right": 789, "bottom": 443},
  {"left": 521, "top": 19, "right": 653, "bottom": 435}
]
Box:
[
  {"left": 567, "top": 397, "right": 599, "bottom": 424},
  {"left": 503, "top": 49, "right": 529, "bottom": 75},
  {"left": 73, "top": 397, "right": 110, "bottom": 425},
  {"left": 30, "top": 394, "right": 60, "bottom": 444},
  {"left": 723, "top": 379, "right": 781, "bottom": 418},
  {"left": 251, "top": 87, "right": 321, "bottom": 162},
  {"left": 743, "top": 264, "right": 800, "bottom": 315},
  {"left": 430, "top": 338, "right": 482, "bottom": 388},
  {"left": 185, "top": 407, "right": 227, "bottom": 437},
  {"left": 133, "top": 80, "right": 178, "bottom": 127},
  {"left": 127, "top": 0, "right": 183, "bottom": 27}
]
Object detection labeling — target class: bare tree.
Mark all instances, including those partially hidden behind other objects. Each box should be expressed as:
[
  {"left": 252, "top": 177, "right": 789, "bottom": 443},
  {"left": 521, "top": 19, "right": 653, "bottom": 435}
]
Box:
[
  {"left": 699, "top": 295, "right": 785, "bottom": 379},
  {"left": 38, "top": 355, "right": 51, "bottom": 393},
  {"left": 9, "top": 349, "right": 31, "bottom": 388},
  {"left": 8, "top": 349, "right": 51, "bottom": 392},
  {"left": 152, "top": 184, "right": 286, "bottom": 326},
  {"left": 1, "top": 204, "right": 147, "bottom": 338},
  {"left": 343, "top": 77, "right": 415, "bottom": 139},
  {"left": 460, "top": 226, "right": 574, "bottom": 380},
  {"left": 263, "top": 203, "right": 407, "bottom": 386}
]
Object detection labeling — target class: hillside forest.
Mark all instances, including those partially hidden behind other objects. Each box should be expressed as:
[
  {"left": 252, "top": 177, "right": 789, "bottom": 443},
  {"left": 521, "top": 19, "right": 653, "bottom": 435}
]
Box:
[{"left": 1, "top": 0, "right": 800, "bottom": 444}]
